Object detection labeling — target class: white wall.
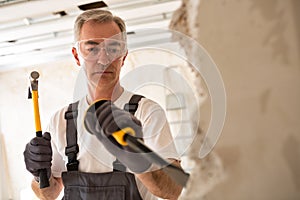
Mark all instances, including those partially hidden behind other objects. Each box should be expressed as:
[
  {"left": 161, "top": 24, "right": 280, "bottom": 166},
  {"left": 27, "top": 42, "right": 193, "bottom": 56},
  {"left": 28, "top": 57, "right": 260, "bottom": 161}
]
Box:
[{"left": 0, "top": 59, "right": 78, "bottom": 199}]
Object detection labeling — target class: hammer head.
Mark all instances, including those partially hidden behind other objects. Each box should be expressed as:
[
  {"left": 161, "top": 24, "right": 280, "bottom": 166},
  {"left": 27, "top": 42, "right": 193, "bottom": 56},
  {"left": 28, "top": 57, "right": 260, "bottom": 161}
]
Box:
[
  {"left": 30, "top": 71, "right": 39, "bottom": 91},
  {"left": 30, "top": 71, "right": 39, "bottom": 80}
]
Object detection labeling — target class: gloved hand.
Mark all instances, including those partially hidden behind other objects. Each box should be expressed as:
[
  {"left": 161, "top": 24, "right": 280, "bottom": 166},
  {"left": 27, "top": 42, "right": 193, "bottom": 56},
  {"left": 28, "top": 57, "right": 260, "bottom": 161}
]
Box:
[
  {"left": 84, "top": 100, "right": 151, "bottom": 173},
  {"left": 23, "top": 132, "right": 52, "bottom": 180}
]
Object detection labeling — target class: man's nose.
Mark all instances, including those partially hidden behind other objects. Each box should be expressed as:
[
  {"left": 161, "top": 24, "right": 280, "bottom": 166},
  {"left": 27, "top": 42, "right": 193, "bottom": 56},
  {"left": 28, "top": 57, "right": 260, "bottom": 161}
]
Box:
[{"left": 97, "top": 48, "right": 110, "bottom": 65}]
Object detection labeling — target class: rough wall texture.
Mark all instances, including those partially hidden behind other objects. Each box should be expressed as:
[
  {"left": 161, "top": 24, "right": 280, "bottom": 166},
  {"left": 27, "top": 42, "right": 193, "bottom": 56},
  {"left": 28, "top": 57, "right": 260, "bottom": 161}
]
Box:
[
  {"left": 171, "top": 0, "right": 300, "bottom": 199},
  {"left": 170, "top": 0, "right": 225, "bottom": 199}
]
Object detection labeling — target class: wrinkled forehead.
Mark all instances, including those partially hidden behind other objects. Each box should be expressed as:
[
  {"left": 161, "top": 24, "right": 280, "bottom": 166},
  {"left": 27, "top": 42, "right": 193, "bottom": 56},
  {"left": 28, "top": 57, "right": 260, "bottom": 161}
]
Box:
[
  {"left": 80, "top": 32, "right": 126, "bottom": 43},
  {"left": 79, "top": 37, "right": 126, "bottom": 46}
]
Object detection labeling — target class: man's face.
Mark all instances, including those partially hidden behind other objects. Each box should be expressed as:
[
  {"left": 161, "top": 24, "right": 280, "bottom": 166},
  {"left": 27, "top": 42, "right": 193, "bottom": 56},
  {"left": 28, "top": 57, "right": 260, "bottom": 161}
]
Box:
[{"left": 73, "top": 20, "right": 127, "bottom": 89}]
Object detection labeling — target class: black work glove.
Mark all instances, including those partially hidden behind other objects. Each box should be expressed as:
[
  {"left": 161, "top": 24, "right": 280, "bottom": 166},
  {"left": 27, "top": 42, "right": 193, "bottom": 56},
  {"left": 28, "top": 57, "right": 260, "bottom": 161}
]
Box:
[
  {"left": 84, "top": 100, "right": 152, "bottom": 173},
  {"left": 23, "top": 132, "right": 52, "bottom": 180}
]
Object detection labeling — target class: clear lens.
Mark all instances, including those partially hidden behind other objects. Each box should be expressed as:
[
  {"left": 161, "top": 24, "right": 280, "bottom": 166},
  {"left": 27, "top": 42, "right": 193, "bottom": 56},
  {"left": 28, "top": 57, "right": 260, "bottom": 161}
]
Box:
[{"left": 77, "top": 38, "right": 127, "bottom": 61}]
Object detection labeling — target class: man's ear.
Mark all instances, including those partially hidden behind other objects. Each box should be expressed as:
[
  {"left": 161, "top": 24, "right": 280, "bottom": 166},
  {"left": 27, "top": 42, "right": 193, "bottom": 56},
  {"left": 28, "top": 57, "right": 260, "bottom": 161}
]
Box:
[
  {"left": 121, "top": 51, "right": 128, "bottom": 66},
  {"left": 72, "top": 47, "right": 81, "bottom": 66}
]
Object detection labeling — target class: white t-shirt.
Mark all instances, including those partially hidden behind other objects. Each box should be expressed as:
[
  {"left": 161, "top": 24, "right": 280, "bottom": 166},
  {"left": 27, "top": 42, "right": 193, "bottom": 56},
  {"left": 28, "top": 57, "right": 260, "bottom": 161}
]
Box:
[{"left": 47, "top": 90, "right": 179, "bottom": 200}]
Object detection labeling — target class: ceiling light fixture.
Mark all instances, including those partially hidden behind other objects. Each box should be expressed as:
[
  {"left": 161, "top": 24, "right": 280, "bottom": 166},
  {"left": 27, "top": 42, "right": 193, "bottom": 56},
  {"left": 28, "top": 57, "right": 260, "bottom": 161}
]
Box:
[{"left": 77, "top": 1, "right": 108, "bottom": 11}]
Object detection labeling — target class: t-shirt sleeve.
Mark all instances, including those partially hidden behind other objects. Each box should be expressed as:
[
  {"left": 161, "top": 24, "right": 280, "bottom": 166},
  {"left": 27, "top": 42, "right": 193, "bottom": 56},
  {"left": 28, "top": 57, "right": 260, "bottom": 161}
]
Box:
[{"left": 136, "top": 98, "right": 180, "bottom": 160}]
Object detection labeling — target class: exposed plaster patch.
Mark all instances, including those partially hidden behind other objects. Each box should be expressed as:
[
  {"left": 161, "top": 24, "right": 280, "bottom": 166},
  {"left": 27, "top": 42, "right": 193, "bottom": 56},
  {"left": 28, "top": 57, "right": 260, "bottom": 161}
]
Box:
[
  {"left": 169, "top": 1, "right": 225, "bottom": 199},
  {"left": 260, "top": 88, "right": 271, "bottom": 114}
]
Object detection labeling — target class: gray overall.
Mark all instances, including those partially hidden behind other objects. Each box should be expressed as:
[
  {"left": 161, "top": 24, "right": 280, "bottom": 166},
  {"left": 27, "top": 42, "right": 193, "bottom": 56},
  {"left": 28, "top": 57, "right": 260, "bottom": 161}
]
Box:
[{"left": 62, "top": 95, "right": 144, "bottom": 200}]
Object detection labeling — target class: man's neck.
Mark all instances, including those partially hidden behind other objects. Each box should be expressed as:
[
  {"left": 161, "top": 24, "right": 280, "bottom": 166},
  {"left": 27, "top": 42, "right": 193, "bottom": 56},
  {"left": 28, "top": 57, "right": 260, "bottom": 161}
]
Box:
[{"left": 87, "top": 82, "right": 124, "bottom": 104}]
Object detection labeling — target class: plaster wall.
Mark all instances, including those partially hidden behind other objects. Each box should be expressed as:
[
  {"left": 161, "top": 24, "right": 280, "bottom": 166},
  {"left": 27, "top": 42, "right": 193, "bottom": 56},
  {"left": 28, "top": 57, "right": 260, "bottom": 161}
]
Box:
[{"left": 174, "top": 0, "right": 300, "bottom": 199}]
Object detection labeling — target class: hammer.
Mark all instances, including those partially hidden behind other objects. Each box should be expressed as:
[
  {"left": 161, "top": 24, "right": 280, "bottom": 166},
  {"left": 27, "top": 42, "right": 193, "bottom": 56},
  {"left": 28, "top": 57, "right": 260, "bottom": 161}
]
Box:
[{"left": 28, "top": 71, "right": 50, "bottom": 188}]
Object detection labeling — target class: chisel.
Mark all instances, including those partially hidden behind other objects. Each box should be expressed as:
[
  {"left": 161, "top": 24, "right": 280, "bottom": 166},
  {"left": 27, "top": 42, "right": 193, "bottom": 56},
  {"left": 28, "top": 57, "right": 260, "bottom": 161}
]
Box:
[{"left": 113, "top": 128, "right": 190, "bottom": 187}]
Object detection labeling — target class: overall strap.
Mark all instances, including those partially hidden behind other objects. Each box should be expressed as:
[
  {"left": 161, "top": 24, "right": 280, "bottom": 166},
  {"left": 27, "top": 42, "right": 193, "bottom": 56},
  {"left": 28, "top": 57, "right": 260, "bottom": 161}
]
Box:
[
  {"left": 113, "top": 94, "right": 144, "bottom": 172},
  {"left": 124, "top": 94, "right": 145, "bottom": 114},
  {"left": 64, "top": 101, "right": 80, "bottom": 171}
]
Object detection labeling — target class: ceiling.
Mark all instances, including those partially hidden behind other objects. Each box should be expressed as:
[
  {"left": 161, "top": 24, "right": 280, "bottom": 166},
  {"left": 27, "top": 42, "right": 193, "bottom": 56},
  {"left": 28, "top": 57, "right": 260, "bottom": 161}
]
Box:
[{"left": 0, "top": 0, "right": 182, "bottom": 71}]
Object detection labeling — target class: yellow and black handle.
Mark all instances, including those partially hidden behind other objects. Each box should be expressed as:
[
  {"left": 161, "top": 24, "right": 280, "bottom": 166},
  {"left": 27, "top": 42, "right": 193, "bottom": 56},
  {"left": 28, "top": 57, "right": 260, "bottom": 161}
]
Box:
[
  {"left": 112, "top": 128, "right": 190, "bottom": 187},
  {"left": 28, "top": 71, "right": 50, "bottom": 188}
]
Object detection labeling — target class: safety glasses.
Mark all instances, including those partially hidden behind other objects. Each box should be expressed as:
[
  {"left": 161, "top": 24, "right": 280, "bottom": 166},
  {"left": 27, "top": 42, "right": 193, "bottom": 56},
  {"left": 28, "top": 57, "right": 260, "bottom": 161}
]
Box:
[{"left": 75, "top": 38, "right": 127, "bottom": 62}]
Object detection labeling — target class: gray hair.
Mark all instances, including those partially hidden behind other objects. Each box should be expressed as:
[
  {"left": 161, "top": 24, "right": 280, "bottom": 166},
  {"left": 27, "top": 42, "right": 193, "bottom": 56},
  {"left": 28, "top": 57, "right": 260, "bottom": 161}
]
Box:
[{"left": 74, "top": 9, "right": 127, "bottom": 42}]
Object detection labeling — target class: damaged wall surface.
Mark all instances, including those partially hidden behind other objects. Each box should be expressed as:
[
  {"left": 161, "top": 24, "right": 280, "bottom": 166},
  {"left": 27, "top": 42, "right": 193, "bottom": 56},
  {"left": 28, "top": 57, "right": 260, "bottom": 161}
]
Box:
[{"left": 170, "top": 0, "right": 300, "bottom": 199}]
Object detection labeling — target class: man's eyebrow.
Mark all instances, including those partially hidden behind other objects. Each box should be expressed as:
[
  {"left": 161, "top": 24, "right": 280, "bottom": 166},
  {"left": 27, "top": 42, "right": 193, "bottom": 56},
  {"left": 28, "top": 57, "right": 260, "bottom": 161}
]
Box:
[
  {"left": 84, "top": 40, "right": 99, "bottom": 45},
  {"left": 107, "top": 41, "right": 121, "bottom": 46}
]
